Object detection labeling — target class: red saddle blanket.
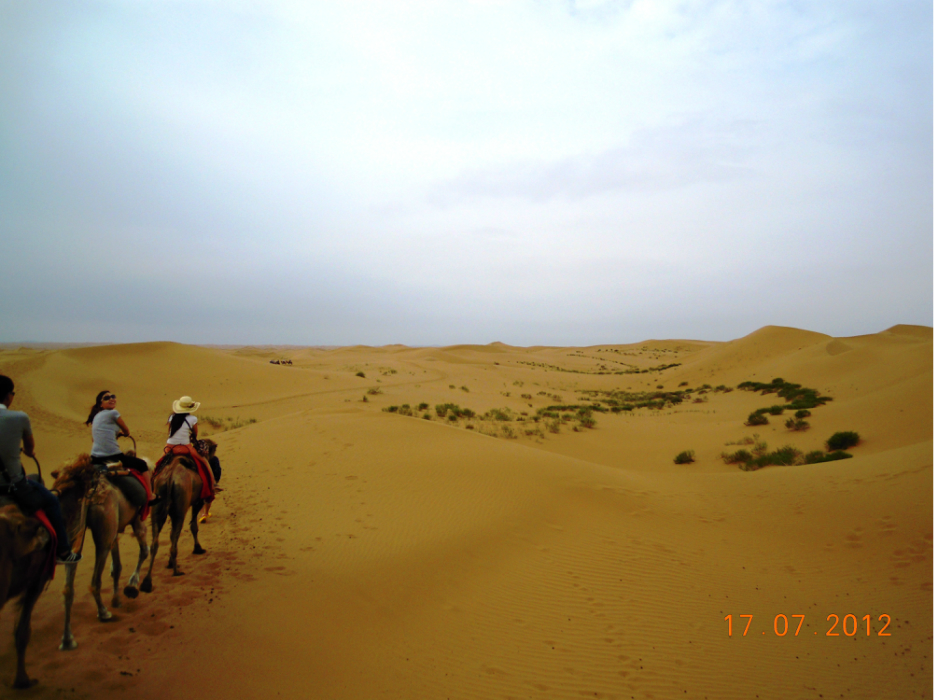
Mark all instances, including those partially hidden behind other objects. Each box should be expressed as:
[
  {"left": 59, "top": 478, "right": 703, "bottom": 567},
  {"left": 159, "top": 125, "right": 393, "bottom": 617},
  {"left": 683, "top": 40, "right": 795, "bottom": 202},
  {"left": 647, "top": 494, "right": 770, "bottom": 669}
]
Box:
[
  {"left": 127, "top": 470, "right": 152, "bottom": 521},
  {"left": 157, "top": 446, "right": 215, "bottom": 502},
  {"left": 33, "top": 510, "right": 58, "bottom": 581}
]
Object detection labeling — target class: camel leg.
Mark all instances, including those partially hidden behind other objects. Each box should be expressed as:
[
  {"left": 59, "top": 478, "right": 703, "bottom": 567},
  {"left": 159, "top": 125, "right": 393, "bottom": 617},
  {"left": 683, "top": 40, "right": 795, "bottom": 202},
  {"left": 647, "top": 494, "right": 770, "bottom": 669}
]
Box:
[
  {"left": 89, "top": 523, "right": 117, "bottom": 621},
  {"left": 109, "top": 539, "right": 123, "bottom": 609},
  {"left": 191, "top": 502, "right": 206, "bottom": 555},
  {"left": 59, "top": 562, "right": 79, "bottom": 651},
  {"left": 140, "top": 504, "right": 165, "bottom": 593},
  {"left": 168, "top": 508, "right": 185, "bottom": 576},
  {"left": 12, "top": 579, "right": 43, "bottom": 689},
  {"left": 123, "top": 517, "right": 148, "bottom": 599}
]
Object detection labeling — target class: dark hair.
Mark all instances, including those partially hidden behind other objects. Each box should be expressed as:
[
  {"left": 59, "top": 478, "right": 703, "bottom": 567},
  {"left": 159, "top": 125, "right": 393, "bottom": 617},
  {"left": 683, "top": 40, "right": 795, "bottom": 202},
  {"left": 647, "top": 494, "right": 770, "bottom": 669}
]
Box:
[
  {"left": 169, "top": 413, "right": 190, "bottom": 439},
  {"left": 0, "top": 375, "right": 13, "bottom": 399},
  {"left": 85, "top": 390, "right": 112, "bottom": 426}
]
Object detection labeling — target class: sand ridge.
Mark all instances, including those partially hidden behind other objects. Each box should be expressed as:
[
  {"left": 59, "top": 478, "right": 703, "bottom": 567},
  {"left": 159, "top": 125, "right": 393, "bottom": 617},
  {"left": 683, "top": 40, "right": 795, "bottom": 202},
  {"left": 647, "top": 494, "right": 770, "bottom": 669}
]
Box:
[{"left": 0, "top": 324, "right": 930, "bottom": 699}]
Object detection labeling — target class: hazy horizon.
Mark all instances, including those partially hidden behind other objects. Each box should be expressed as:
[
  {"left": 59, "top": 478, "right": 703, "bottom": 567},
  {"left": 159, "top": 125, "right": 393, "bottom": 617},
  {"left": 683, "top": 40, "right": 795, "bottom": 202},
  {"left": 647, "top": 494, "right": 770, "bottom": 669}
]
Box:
[{"left": 2, "top": 1, "right": 931, "bottom": 347}]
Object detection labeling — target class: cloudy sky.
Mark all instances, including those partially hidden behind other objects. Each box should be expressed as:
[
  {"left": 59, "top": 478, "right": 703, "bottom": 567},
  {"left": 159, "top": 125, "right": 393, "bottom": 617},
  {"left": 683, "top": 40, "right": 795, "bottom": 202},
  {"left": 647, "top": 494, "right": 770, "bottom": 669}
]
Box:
[{"left": 1, "top": 0, "right": 930, "bottom": 346}]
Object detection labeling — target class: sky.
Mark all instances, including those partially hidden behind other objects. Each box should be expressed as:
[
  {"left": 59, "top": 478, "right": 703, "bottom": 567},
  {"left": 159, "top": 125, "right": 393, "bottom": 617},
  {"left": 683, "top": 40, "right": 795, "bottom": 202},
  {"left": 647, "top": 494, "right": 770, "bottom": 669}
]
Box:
[{"left": 1, "top": 0, "right": 931, "bottom": 346}]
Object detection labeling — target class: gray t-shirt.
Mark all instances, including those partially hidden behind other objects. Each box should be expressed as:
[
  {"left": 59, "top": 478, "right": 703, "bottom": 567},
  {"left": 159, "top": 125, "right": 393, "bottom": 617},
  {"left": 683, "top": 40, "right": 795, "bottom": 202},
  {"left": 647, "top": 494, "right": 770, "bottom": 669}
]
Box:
[
  {"left": 0, "top": 407, "right": 31, "bottom": 485},
  {"left": 91, "top": 409, "right": 122, "bottom": 457}
]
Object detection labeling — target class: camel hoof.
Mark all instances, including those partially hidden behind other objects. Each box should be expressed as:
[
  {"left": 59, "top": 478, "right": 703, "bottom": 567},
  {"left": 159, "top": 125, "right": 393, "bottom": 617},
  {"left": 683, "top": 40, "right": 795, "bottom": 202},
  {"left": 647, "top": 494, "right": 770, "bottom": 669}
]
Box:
[
  {"left": 59, "top": 637, "right": 78, "bottom": 651},
  {"left": 172, "top": 570, "right": 185, "bottom": 577},
  {"left": 12, "top": 676, "right": 37, "bottom": 689},
  {"left": 98, "top": 610, "right": 114, "bottom": 622},
  {"left": 193, "top": 546, "right": 206, "bottom": 555},
  {"left": 140, "top": 579, "right": 152, "bottom": 593},
  {"left": 124, "top": 586, "right": 139, "bottom": 599}
]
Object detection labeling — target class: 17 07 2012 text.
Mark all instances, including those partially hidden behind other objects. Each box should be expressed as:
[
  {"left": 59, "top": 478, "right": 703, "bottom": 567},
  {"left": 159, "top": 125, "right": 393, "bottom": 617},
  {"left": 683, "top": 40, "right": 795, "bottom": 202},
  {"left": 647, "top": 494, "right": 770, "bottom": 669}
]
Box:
[{"left": 725, "top": 614, "right": 891, "bottom": 637}]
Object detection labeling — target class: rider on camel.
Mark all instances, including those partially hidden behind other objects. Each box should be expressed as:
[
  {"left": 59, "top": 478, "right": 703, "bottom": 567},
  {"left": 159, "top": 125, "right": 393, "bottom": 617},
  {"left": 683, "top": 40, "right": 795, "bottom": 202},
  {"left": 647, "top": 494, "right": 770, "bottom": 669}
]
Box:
[
  {"left": 0, "top": 375, "right": 81, "bottom": 564},
  {"left": 86, "top": 390, "right": 160, "bottom": 506}
]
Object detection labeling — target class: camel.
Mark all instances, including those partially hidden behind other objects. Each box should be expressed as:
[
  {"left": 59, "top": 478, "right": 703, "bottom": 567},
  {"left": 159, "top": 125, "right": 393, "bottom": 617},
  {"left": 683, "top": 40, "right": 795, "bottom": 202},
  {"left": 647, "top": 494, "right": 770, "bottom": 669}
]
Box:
[
  {"left": 140, "top": 442, "right": 215, "bottom": 589},
  {"left": 0, "top": 500, "right": 53, "bottom": 688},
  {"left": 51, "top": 454, "right": 149, "bottom": 651}
]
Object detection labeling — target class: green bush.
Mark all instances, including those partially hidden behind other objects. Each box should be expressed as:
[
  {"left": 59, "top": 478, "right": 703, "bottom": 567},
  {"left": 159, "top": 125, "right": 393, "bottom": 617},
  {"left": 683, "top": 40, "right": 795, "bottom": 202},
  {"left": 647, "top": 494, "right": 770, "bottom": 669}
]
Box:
[
  {"left": 355, "top": 371, "right": 366, "bottom": 378},
  {"left": 579, "top": 414, "right": 597, "bottom": 429},
  {"left": 746, "top": 413, "right": 769, "bottom": 426},
  {"left": 722, "top": 449, "right": 752, "bottom": 464},
  {"left": 794, "top": 409, "right": 811, "bottom": 419},
  {"left": 805, "top": 450, "right": 853, "bottom": 464},
  {"left": 784, "top": 418, "right": 810, "bottom": 431},
  {"left": 826, "top": 431, "right": 860, "bottom": 451},
  {"left": 673, "top": 450, "right": 695, "bottom": 464}
]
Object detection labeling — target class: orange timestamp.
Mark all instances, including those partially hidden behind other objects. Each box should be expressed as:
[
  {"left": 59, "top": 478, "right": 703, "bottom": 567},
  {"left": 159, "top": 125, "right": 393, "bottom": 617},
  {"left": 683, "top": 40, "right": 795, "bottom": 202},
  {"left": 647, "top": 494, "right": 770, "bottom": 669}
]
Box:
[{"left": 725, "top": 614, "right": 892, "bottom": 637}]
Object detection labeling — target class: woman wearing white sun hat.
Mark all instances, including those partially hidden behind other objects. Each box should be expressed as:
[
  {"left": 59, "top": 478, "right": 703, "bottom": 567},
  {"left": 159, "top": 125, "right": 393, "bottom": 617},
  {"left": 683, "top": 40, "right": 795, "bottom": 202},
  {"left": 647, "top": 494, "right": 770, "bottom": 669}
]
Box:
[{"left": 161, "top": 396, "right": 216, "bottom": 502}]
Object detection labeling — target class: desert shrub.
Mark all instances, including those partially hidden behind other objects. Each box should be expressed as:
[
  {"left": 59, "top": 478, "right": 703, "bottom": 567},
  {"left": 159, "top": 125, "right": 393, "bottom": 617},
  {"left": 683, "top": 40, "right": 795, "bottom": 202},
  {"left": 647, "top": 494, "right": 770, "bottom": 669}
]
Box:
[
  {"left": 417, "top": 402, "right": 429, "bottom": 411},
  {"left": 579, "top": 414, "right": 597, "bottom": 429},
  {"left": 768, "top": 405, "right": 785, "bottom": 415},
  {"left": 501, "top": 425, "right": 517, "bottom": 439},
  {"left": 785, "top": 418, "right": 810, "bottom": 431},
  {"left": 483, "top": 408, "right": 513, "bottom": 422},
  {"left": 746, "top": 413, "right": 769, "bottom": 426},
  {"left": 398, "top": 405, "right": 414, "bottom": 416},
  {"left": 738, "top": 445, "right": 802, "bottom": 471},
  {"left": 460, "top": 385, "right": 470, "bottom": 392},
  {"left": 435, "top": 404, "right": 448, "bottom": 418},
  {"left": 722, "top": 449, "right": 752, "bottom": 464},
  {"left": 751, "top": 440, "right": 769, "bottom": 457},
  {"left": 356, "top": 371, "right": 366, "bottom": 378},
  {"left": 546, "top": 418, "right": 561, "bottom": 434},
  {"left": 805, "top": 450, "right": 853, "bottom": 464},
  {"left": 366, "top": 387, "right": 382, "bottom": 395},
  {"left": 673, "top": 450, "right": 695, "bottom": 464},
  {"left": 794, "top": 409, "right": 811, "bottom": 419},
  {"left": 422, "top": 413, "right": 431, "bottom": 420},
  {"left": 384, "top": 406, "right": 399, "bottom": 413},
  {"left": 521, "top": 393, "right": 532, "bottom": 400},
  {"left": 447, "top": 413, "right": 458, "bottom": 422},
  {"left": 826, "top": 431, "right": 860, "bottom": 451},
  {"left": 362, "top": 395, "right": 368, "bottom": 403},
  {"left": 679, "top": 381, "right": 689, "bottom": 387}
]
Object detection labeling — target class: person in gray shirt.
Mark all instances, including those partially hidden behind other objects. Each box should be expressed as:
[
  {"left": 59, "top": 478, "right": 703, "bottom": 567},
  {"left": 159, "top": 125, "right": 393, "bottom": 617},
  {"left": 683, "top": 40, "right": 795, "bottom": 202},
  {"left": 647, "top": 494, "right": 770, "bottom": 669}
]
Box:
[{"left": 0, "top": 375, "right": 81, "bottom": 564}]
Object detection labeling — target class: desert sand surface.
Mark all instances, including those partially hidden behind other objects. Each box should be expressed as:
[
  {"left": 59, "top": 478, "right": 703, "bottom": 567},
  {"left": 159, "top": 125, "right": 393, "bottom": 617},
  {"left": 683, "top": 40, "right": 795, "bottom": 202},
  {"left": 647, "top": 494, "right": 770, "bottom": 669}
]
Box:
[{"left": 0, "top": 324, "right": 930, "bottom": 699}]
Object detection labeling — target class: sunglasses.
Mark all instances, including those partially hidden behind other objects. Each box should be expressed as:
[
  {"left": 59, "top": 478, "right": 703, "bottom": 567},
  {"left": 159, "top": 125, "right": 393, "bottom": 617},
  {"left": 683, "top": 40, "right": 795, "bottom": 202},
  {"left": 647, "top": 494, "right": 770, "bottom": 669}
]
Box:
[{"left": 102, "top": 394, "right": 117, "bottom": 401}]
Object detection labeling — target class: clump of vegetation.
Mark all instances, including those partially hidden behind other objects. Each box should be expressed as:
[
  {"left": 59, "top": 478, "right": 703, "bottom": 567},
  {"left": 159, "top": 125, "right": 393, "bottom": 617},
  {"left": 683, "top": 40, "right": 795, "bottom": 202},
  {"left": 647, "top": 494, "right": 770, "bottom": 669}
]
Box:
[
  {"left": 722, "top": 440, "right": 802, "bottom": 470},
  {"left": 826, "top": 431, "right": 860, "bottom": 451},
  {"left": 794, "top": 409, "right": 811, "bottom": 419},
  {"left": 722, "top": 449, "right": 753, "bottom": 464},
  {"left": 804, "top": 450, "right": 853, "bottom": 464},
  {"left": 366, "top": 387, "right": 382, "bottom": 395},
  {"left": 738, "top": 378, "right": 832, "bottom": 414},
  {"left": 435, "top": 403, "right": 475, "bottom": 420},
  {"left": 784, "top": 417, "right": 810, "bottom": 431},
  {"left": 355, "top": 371, "right": 366, "bottom": 378},
  {"left": 460, "top": 385, "right": 470, "bottom": 393},
  {"left": 673, "top": 450, "right": 695, "bottom": 464},
  {"left": 746, "top": 412, "right": 769, "bottom": 426}
]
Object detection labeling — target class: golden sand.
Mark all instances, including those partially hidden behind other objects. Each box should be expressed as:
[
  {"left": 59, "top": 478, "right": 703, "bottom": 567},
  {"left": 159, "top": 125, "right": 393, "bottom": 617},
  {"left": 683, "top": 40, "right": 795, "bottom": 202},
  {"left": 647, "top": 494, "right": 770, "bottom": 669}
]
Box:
[{"left": 0, "top": 325, "right": 930, "bottom": 699}]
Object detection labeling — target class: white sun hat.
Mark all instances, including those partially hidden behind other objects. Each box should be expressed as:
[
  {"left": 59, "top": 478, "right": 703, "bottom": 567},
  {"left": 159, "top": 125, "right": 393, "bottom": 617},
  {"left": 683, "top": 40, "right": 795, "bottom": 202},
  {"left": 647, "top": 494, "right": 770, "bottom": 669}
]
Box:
[{"left": 172, "top": 396, "right": 201, "bottom": 413}]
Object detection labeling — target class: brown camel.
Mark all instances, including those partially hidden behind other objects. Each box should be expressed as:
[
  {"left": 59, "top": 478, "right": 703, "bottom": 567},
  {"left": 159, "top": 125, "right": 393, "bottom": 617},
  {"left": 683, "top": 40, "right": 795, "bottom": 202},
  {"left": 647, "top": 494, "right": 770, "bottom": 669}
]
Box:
[
  {"left": 0, "top": 500, "right": 52, "bottom": 688},
  {"left": 140, "top": 444, "right": 214, "bottom": 590},
  {"left": 51, "top": 454, "right": 149, "bottom": 651}
]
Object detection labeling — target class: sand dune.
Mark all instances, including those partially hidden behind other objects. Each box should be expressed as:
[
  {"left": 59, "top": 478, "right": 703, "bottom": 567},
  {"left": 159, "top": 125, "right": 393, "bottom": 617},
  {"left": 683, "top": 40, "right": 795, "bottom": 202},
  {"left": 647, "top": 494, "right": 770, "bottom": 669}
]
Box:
[{"left": 0, "top": 325, "right": 929, "bottom": 699}]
